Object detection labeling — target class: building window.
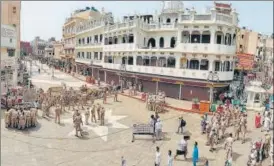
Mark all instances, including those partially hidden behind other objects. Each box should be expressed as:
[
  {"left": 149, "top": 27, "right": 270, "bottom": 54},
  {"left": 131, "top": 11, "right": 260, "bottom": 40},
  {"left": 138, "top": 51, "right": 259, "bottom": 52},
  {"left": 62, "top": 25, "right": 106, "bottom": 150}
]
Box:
[
  {"left": 189, "top": 59, "right": 200, "bottom": 70},
  {"left": 241, "top": 35, "right": 244, "bottom": 39},
  {"left": 167, "top": 57, "right": 176, "bottom": 68},
  {"left": 13, "top": 7, "right": 16, "bottom": 14},
  {"left": 240, "top": 45, "right": 243, "bottom": 48},
  {"left": 99, "top": 52, "right": 103, "bottom": 60},
  {"left": 200, "top": 59, "right": 209, "bottom": 70},
  {"left": 10, "top": 38, "right": 12, "bottom": 43},
  {"left": 94, "top": 52, "right": 98, "bottom": 60},
  {"left": 214, "top": 61, "right": 221, "bottom": 71},
  {"left": 128, "top": 56, "right": 134, "bottom": 65},
  {"left": 7, "top": 49, "right": 15, "bottom": 57},
  {"left": 81, "top": 52, "right": 84, "bottom": 58}
]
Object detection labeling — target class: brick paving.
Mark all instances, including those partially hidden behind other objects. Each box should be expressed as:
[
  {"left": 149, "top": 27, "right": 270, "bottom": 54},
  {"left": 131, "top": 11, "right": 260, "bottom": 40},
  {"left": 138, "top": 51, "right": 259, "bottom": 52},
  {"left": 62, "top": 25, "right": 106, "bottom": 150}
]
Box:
[{"left": 1, "top": 60, "right": 272, "bottom": 166}]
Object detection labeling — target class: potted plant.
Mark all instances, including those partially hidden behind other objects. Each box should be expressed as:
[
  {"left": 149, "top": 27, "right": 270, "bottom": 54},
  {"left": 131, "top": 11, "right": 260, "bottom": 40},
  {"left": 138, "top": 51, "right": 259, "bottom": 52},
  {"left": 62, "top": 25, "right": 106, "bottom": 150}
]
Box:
[{"left": 192, "top": 97, "right": 199, "bottom": 110}]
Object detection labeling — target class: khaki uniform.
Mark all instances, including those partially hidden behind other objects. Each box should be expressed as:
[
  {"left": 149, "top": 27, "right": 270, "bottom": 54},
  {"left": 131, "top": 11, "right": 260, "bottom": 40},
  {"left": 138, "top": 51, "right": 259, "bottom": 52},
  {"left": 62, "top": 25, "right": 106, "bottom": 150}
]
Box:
[
  {"left": 233, "top": 119, "right": 241, "bottom": 141},
  {"left": 240, "top": 116, "right": 247, "bottom": 143},
  {"left": 55, "top": 107, "right": 61, "bottom": 124},
  {"left": 4, "top": 111, "right": 11, "bottom": 128},
  {"left": 100, "top": 108, "right": 105, "bottom": 126},
  {"left": 90, "top": 105, "right": 96, "bottom": 123},
  {"left": 224, "top": 136, "right": 233, "bottom": 161},
  {"left": 114, "top": 91, "right": 118, "bottom": 102},
  {"left": 84, "top": 109, "right": 90, "bottom": 125},
  {"left": 74, "top": 113, "right": 83, "bottom": 137},
  {"left": 220, "top": 116, "right": 226, "bottom": 138},
  {"left": 97, "top": 105, "right": 101, "bottom": 120},
  {"left": 18, "top": 113, "right": 26, "bottom": 130},
  {"left": 264, "top": 133, "right": 271, "bottom": 157},
  {"left": 209, "top": 129, "right": 217, "bottom": 151}
]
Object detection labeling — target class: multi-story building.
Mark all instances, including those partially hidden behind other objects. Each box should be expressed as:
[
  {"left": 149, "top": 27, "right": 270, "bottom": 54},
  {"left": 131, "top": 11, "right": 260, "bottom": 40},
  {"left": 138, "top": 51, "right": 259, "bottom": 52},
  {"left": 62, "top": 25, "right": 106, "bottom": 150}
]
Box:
[
  {"left": 20, "top": 41, "right": 32, "bottom": 56},
  {"left": 53, "top": 41, "right": 64, "bottom": 60},
  {"left": 31, "top": 36, "right": 48, "bottom": 56},
  {"left": 1, "top": 1, "right": 21, "bottom": 93},
  {"left": 62, "top": 6, "right": 102, "bottom": 72},
  {"left": 74, "top": 1, "right": 238, "bottom": 101},
  {"left": 237, "top": 28, "right": 259, "bottom": 55}
]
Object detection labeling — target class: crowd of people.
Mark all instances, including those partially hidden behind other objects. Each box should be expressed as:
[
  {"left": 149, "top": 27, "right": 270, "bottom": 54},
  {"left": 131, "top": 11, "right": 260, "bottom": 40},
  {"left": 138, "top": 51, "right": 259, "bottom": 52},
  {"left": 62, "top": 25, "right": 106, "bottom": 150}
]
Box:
[
  {"left": 144, "top": 102, "right": 273, "bottom": 166},
  {"left": 72, "top": 103, "right": 107, "bottom": 137}
]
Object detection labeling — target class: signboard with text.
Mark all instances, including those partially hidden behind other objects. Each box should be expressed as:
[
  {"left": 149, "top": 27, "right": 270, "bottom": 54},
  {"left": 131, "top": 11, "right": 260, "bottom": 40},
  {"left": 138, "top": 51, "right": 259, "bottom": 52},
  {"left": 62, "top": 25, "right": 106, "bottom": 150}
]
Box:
[{"left": 1, "top": 24, "right": 17, "bottom": 48}]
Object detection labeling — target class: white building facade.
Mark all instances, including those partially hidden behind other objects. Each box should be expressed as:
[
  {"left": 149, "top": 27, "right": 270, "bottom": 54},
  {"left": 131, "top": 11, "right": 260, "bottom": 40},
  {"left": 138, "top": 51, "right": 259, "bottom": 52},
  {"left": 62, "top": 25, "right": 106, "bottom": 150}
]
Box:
[
  {"left": 1, "top": 24, "right": 18, "bottom": 93},
  {"left": 74, "top": 1, "right": 238, "bottom": 101}
]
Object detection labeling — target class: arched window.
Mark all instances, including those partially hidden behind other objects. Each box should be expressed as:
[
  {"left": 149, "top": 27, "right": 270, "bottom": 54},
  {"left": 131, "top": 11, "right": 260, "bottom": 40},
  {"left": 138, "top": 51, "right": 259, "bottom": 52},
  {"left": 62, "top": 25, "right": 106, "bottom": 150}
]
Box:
[
  {"left": 167, "top": 57, "right": 176, "bottom": 68},
  {"left": 189, "top": 59, "right": 200, "bottom": 70},
  {"left": 159, "top": 37, "right": 164, "bottom": 48},
  {"left": 200, "top": 59, "right": 209, "bottom": 70},
  {"left": 170, "top": 37, "right": 176, "bottom": 48},
  {"left": 151, "top": 56, "right": 157, "bottom": 66},
  {"left": 191, "top": 31, "right": 200, "bottom": 43},
  {"left": 136, "top": 56, "right": 143, "bottom": 65},
  {"left": 182, "top": 31, "right": 190, "bottom": 43},
  {"left": 214, "top": 60, "right": 221, "bottom": 71},
  {"left": 166, "top": 18, "right": 171, "bottom": 24},
  {"left": 128, "top": 56, "right": 134, "bottom": 65},
  {"left": 147, "top": 38, "right": 156, "bottom": 48},
  {"left": 216, "top": 31, "right": 224, "bottom": 44},
  {"left": 143, "top": 56, "right": 150, "bottom": 66},
  {"left": 122, "top": 57, "right": 127, "bottom": 64},
  {"left": 180, "top": 58, "right": 188, "bottom": 69}
]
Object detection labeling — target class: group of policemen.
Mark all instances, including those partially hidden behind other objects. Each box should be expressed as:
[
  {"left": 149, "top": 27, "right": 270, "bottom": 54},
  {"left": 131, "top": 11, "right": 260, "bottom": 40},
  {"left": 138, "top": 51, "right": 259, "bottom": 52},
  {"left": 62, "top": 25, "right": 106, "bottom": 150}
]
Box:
[
  {"left": 5, "top": 105, "right": 38, "bottom": 130},
  {"left": 200, "top": 105, "right": 248, "bottom": 165},
  {"left": 72, "top": 103, "right": 106, "bottom": 137}
]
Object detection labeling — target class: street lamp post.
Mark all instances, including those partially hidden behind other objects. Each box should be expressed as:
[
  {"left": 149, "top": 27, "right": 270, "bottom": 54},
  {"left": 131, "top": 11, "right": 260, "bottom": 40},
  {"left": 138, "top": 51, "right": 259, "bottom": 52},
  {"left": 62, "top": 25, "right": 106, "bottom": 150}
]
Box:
[{"left": 207, "top": 71, "right": 219, "bottom": 103}]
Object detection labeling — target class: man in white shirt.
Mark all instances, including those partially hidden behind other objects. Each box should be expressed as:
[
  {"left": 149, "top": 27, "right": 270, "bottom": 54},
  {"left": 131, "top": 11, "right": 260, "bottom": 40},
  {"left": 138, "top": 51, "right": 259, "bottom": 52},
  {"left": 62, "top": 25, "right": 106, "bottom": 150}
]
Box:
[
  {"left": 262, "top": 113, "right": 271, "bottom": 132},
  {"left": 155, "top": 119, "right": 163, "bottom": 140},
  {"left": 174, "top": 137, "right": 188, "bottom": 160},
  {"left": 155, "top": 146, "right": 161, "bottom": 166},
  {"left": 167, "top": 150, "right": 173, "bottom": 166}
]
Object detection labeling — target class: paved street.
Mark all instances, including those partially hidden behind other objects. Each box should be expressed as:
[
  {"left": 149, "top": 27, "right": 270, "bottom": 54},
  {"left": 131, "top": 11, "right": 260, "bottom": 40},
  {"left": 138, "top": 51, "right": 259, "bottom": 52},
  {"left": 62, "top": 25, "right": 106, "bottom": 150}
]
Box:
[{"left": 1, "top": 61, "right": 272, "bottom": 166}]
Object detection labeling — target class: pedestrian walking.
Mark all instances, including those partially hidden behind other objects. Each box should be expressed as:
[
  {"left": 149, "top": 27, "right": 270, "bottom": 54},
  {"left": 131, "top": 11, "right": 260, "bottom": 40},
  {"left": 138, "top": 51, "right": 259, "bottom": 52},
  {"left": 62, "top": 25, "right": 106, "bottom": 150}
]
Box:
[
  {"left": 174, "top": 136, "right": 188, "bottom": 160},
  {"left": 155, "top": 146, "right": 161, "bottom": 166},
  {"left": 255, "top": 112, "right": 261, "bottom": 128},
  {"left": 121, "top": 156, "right": 126, "bottom": 166},
  {"left": 155, "top": 119, "right": 163, "bottom": 140},
  {"left": 167, "top": 150, "right": 173, "bottom": 166},
  {"left": 192, "top": 141, "right": 199, "bottom": 166},
  {"left": 177, "top": 116, "right": 186, "bottom": 134}
]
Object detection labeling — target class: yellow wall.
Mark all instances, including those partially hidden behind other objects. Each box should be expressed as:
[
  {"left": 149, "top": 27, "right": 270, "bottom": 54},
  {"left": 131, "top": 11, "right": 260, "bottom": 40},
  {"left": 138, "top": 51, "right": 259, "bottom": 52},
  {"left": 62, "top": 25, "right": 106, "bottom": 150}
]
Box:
[{"left": 237, "top": 28, "right": 259, "bottom": 55}]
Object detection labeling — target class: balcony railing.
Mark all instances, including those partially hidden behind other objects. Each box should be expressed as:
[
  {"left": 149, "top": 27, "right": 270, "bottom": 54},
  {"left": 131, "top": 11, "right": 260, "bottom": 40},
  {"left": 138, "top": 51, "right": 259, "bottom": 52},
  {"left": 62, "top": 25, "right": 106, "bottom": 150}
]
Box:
[
  {"left": 177, "top": 43, "right": 236, "bottom": 55},
  {"left": 102, "top": 63, "right": 234, "bottom": 81}
]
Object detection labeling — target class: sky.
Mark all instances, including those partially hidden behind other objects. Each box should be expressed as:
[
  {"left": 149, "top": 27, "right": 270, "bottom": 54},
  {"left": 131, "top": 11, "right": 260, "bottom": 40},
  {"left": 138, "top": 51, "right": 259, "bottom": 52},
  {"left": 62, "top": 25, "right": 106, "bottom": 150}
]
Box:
[{"left": 21, "top": 1, "right": 273, "bottom": 42}]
